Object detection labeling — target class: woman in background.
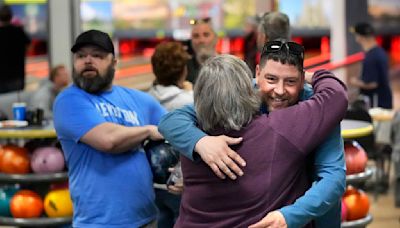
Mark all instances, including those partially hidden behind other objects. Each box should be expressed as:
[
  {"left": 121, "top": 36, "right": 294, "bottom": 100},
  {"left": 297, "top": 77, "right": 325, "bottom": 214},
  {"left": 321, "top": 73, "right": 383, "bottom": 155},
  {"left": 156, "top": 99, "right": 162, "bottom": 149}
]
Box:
[{"left": 148, "top": 41, "right": 193, "bottom": 228}]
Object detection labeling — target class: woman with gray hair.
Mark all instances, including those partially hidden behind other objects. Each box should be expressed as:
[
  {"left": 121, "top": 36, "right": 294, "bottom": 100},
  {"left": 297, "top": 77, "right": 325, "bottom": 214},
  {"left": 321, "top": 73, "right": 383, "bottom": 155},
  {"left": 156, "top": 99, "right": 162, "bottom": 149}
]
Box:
[
  {"left": 194, "top": 54, "right": 260, "bottom": 132},
  {"left": 172, "top": 54, "right": 347, "bottom": 227}
]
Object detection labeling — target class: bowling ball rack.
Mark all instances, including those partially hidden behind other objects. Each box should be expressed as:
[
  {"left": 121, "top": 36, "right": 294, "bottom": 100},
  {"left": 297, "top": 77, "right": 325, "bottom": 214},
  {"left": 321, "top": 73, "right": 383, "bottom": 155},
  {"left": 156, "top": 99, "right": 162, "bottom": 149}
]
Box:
[
  {"left": 0, "top": 172, "right": 68, "bottom": 184},
  {"left": 345, "top": 167, "right": 374, "bottom": 183},
  {"left": 342, "top": 164, "right": 374, "bottom": 227},
  {"left": 0, "top": 172, "right": 70, "bottom": 227},
  {"left": 0, "top": 122, "right": 71, "bottom": 227},
  {"left": 0, "top": 216, "right": 72, "bottom": 227},
  {"left": 341, "top": 214, "right": 373, "bottom": 228}
]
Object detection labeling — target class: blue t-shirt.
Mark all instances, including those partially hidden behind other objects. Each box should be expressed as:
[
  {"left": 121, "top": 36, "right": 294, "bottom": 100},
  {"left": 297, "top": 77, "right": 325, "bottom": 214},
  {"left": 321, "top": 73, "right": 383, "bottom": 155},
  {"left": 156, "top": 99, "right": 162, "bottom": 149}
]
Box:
[
  {"left": 54, "top": 85, "right": 166, "bottom": 228},
  {"left": 361, "top": 46, "right": 392, "bottom": 109}
]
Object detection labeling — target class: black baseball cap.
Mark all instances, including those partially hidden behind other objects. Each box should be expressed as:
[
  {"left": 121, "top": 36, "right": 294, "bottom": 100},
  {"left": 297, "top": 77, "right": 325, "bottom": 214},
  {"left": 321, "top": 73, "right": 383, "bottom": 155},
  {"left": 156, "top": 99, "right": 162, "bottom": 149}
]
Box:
[
  {"left": 71, "top": 30, "right": 114, "bottom": 55},
  {"left": 350, "top": 22, "right": 375, "bottom": 36}
]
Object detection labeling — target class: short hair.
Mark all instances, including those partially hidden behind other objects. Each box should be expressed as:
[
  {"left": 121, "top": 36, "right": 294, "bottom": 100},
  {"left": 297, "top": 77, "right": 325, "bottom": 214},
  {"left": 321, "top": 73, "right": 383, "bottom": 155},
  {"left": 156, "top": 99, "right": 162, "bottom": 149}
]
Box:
[
  {"left": 194, "top": 54, "right": 260, "bottom": 132},
  {"left": 49, "top": 65, "right": 66, "bottom": 82},
  {"left": 151, "top": 42, "right": 190, "bottom": 86},
  {"left": 259, "top": 12, "right": 290, "bottom": 41},
  {"left": 259, "top": 40, "right": 304, "bottom": 73},
  {"left": 0, "top": 5, "right": 12, "bottom": 22},
  {"left": 350, "top": 22, "right": 375, "bottom": 37}
]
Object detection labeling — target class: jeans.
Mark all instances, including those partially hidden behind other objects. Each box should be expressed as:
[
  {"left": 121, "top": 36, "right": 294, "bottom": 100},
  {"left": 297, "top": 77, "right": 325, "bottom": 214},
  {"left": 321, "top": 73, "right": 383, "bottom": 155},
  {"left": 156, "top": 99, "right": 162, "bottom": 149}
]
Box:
[{"left": 155, "top": 188, "right": 181, "bottom": 228}]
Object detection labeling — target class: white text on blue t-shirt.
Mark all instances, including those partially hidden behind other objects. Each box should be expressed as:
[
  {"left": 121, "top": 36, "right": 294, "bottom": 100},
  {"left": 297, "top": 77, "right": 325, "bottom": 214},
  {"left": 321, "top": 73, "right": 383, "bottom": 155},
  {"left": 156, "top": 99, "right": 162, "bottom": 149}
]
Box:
[{"left": 95, "top": 102, "right": 139, "bottom": 125}]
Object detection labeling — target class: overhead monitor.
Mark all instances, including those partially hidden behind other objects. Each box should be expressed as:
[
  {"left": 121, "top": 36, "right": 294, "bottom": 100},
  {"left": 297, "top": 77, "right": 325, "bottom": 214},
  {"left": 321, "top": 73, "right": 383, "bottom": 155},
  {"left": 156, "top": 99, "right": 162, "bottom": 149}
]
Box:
[
  {"left": 4, "top": 0, "right": 47, "bottom": 39},
  {"left": 80, "top": 0, "right": 257, "bottom": 39}
]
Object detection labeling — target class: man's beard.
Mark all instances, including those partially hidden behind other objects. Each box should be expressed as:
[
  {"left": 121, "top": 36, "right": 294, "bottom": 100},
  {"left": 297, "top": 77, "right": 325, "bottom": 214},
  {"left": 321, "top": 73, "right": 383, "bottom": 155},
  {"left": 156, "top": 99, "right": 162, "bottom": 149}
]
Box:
[
  {"left": 72, "top": 65, "right": 115, "bottom": 94},
  {"left": 194, "top": 45, "right": 216, "bottom": 64}
]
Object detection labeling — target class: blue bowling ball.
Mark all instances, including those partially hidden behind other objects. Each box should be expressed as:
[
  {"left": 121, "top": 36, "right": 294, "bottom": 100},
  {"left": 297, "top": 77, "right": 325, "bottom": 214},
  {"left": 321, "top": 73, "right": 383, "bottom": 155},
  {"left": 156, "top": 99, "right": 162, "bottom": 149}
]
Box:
[
  {"left": 144, "top": 140, "right": 180, "bottom": 184},
  {"left": 0, "top": 185, "right": 20, "bottom": 217}
]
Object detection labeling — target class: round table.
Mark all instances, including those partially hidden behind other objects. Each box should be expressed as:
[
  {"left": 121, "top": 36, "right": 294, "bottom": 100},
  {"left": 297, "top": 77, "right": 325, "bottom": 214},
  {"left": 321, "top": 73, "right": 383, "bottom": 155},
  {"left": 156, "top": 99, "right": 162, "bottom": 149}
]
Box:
[
  {"left": 341, "top": 119, "right": 373, "bottom": 139},
  {"left": 0, "top": 122, "right": 56, "bottom": 139}
]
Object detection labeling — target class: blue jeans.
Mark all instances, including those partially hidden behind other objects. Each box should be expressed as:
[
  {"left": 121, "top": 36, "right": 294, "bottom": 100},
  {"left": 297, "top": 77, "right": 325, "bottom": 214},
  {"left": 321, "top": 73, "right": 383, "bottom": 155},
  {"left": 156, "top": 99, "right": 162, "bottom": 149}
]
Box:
[{"left": 155, "top": 188, "right": 181, "bottom": 228}]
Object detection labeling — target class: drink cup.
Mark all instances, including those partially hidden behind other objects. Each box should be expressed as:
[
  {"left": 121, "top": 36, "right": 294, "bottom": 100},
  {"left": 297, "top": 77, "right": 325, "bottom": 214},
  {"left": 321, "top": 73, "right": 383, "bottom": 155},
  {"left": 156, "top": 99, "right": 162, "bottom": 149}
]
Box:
[{"left": 12, "top": 102, "right": 26, "bottom": 121}]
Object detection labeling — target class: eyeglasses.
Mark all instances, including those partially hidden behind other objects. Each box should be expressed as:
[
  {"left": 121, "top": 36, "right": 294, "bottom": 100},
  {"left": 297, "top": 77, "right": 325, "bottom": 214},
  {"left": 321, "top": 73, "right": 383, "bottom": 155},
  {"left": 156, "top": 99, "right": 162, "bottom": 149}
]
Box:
[
  {"left": 190, "top": 17, "right": 211, "bottom": 25},
  {"left": 261, "top": 40, "right": 305, "bottom": 59}
]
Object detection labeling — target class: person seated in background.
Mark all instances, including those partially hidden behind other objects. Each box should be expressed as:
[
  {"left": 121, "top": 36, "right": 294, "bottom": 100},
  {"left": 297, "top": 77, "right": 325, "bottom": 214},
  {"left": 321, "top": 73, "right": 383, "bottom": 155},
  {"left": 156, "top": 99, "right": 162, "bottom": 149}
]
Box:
[
  {"left": 148, "top": 41, "right": 193, "bottom": 111},
  {"left": 186, "top": 17, "right": 218, "bottom": 84},
  {"left": 147, "top": 41, "right": 193, "bottom": 228},
  {"left": 29, "top": 64, "right": 70, "bottom": 119},
  {"left": 160, "top": 53, "right": 347, "bottom": 227}
]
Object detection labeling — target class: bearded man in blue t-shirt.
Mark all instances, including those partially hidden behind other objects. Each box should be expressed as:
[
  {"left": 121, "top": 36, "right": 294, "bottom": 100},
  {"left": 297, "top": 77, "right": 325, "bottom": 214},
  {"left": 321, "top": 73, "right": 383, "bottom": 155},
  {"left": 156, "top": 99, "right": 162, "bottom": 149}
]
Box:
[{"left": 53, "top": 30, "right": 166, "bottom": 228}]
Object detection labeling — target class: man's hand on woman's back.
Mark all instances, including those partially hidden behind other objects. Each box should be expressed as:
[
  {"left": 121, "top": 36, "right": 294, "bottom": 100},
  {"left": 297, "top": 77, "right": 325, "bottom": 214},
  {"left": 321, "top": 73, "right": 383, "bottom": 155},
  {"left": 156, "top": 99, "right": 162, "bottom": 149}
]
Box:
[{"left": 195, "top": 135, "right": 245, "bottom": 180}]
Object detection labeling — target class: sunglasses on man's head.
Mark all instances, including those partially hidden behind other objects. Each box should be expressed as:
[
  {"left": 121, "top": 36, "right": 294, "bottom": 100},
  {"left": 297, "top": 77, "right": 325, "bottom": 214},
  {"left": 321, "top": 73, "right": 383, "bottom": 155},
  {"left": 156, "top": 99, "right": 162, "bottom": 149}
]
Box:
[
  {"left": 262, "top": 41, "right": 305, "bottom": 59},
  {"left": 190, "top": 17, "right": 211, "bottom": 25}
]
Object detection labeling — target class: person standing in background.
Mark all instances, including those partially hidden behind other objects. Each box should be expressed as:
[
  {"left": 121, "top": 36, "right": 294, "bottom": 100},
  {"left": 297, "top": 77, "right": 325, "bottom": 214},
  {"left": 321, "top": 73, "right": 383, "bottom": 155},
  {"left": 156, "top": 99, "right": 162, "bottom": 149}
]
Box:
[
  {"left": 186, "top": 17, "right": 217, "bottom": 84},
  {"left": 29, "top": 64, "right": 70, "bottom": 119},
  {"left": 0, "top": 4, "right": 30, "bottom": 94},
  {"left": 349, "top": 22, "right": 393, "bottom": 109},
  {"left": 148, "top": 41, "right": 193, "bottom": 228},
  {"left": 256, "top": 12, "right": 290, "bottom": 50},
  {"left": 149, "top": 42, "right": 193, "bottom": 111},
  {"left": 243, "top": 16, "right": 259, "bottom": 75}
]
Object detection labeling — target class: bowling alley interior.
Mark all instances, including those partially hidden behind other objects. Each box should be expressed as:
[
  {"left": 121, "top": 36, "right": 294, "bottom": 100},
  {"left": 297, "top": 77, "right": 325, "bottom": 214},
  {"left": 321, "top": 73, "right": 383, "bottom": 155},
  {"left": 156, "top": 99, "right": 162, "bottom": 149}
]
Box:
[{"left": 0, "top": 0, "right": 400, "bottom": 227}]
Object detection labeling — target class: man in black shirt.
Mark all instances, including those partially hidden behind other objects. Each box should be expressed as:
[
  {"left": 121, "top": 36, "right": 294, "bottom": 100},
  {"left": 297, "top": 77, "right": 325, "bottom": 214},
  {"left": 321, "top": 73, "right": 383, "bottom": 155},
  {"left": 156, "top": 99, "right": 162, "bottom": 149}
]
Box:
[{"left": 0, "top": 4, "right": 31, "bottom": 94}]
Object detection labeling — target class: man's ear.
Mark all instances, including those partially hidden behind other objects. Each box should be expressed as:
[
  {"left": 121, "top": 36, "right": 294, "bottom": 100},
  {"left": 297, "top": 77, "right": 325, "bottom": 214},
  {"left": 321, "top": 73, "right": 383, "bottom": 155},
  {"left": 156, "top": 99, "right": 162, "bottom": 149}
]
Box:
[{"left": 255, "top": 64, "right": 260, "bottom": 84}]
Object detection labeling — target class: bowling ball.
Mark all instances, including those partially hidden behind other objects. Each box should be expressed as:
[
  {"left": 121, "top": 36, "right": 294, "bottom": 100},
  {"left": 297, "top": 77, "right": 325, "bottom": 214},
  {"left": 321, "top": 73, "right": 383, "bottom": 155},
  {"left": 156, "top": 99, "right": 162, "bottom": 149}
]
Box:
[
  {"left": 44, "top": 189, "right": 73, "bottom": 218},
  {"left": 0, "top": 185, "right": 20, "bottom": 217},
  {"left": 341, "top": 198, "right": 348, "bottom": 221},
  {"left": 344, "top": 141, "right": 368, "bottom": 175},
  {"left": 10, "top": 190, "right": 43, "bottom": 218},
  {"left": 144, "top": 140, "right": 180, "bottom": 184},
  {"left": 0, "top": 144, "right": 30, "bottom": 174},
  {"left": 31, "top": 147, "right": 65, "bottom": 174},
  {"left": 343, "top": 186, "right": 370, "bottom": 221}
]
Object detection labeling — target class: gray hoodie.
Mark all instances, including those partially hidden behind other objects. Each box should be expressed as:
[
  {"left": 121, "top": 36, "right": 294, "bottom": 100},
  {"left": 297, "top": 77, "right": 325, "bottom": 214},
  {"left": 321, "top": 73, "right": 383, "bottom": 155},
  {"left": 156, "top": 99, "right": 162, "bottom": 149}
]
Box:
[{"left": 148, "top": 84, "right": 193, "bottom": 111}]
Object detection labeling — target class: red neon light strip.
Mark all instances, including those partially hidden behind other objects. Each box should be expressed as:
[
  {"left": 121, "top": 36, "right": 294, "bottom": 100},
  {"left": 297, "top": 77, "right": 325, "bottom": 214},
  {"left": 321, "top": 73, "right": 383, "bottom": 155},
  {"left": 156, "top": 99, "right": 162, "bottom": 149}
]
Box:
[
  {"left": 308, "top": 52, "right": 365, "bottom": 72},
  {"left": 304, "top": 53, "right": 330, "bottom": 68}
]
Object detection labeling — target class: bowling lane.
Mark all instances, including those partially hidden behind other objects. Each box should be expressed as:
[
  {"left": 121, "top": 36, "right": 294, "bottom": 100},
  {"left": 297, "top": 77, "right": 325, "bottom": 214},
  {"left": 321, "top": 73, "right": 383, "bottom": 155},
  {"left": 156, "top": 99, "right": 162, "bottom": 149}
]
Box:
[{"left": 25, "top": 55, "right": 155, "bottom": 91}]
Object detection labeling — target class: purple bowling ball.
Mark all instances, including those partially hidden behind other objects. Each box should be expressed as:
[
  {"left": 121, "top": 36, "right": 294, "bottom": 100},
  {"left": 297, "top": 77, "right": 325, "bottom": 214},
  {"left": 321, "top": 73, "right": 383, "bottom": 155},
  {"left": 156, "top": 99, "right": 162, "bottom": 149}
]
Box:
[{"left": 31, "top": 147, "right": 65, "bottom": 174}]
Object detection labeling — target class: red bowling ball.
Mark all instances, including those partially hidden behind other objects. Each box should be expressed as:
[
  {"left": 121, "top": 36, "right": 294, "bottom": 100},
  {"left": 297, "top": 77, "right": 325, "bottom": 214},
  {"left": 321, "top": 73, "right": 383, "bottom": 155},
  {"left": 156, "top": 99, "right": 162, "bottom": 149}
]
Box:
[
  {"left": 0, "top": 144, "right": 30, "bottom": 174},
  {"left": 344, "top": 141, "right": 368, "bottom": 175},
  {"left": 343, "top": 186, "right": 370, "bottom": 221},
  {"left": 31, "top": 147, "right": 65, "bottom": 174},
  {"left": 10, "top": 190, "right": 43, "bottom": 218}
]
